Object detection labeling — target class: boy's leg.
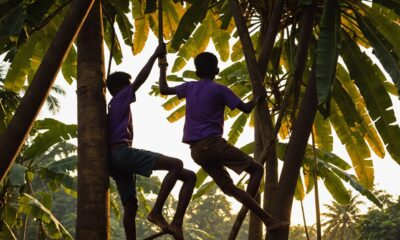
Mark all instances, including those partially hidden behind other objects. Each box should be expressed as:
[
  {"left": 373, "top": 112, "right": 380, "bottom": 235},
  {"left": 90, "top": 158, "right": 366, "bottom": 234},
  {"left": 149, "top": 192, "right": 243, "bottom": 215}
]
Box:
[
  {"left": 112, "top": 172, "right": 138, "bottom": 240},
  {"left": 123, "top": 198, "right": 138, "bottom": 240},
  {"left": 201, "top": 159, "right": 287, "bottom": 230},
  {"left": 220, "top": 179, "right": 287, "bottom": 230},
  {"left": 147, "top": 156, "right": 183, "bottom": 231},
  {"left": 170, "top": 169, "right": 196, "bottom": 239},
  {"left": 190, "top": 137, "right": 287, "bottom": 229},
  {"left": 244, "top": 161, "right": 263, "bottom": 197}
]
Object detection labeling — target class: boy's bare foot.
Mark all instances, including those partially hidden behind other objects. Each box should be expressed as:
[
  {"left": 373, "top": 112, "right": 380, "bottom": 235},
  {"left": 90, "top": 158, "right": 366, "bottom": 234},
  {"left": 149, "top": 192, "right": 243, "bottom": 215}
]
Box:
[
  {"left": 147, "top": 211, "right": 170, "bottom": 232},
  {"left": 169, "top": 224, "right": 184, "bottom": 240}
]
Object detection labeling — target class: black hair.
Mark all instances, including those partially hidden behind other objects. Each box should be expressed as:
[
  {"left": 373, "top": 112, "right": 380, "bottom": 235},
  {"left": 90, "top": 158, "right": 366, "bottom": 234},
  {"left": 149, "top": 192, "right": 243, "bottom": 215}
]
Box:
[
  {"left": 194, "top": 52, "right": 219, "bottom": 79},
  {"left": 106, "top": 71, "right": 131, "bottom": 96}
]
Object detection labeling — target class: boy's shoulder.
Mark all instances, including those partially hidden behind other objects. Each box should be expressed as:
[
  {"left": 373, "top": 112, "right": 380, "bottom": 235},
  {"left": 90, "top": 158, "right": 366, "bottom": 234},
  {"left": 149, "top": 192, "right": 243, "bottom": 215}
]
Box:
[
  {"left": 109, "top": 84, "right": 135, "bottom": 106},
  {"left": 183, "top": 79, "right": 227, "bottom": 92}
]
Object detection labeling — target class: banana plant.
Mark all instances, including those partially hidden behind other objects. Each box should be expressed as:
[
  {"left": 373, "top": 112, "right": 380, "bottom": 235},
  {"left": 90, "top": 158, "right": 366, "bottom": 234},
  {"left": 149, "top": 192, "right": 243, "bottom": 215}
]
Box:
[
  {"left": 1, "top": 0, "right": 399, "bottom": 239},
  {"left": 149, "top": 0, "right": 400, "bottom": 187},
  {"left": 0, "top": 119, "right": 77, "bottom": 239}
]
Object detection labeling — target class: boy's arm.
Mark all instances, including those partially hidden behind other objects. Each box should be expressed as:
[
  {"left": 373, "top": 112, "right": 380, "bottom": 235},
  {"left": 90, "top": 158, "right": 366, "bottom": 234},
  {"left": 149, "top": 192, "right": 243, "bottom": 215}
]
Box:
[
  {"left": 237, "top": 99, "right": 256, "bottom": 114},
  {"left": 236, "top": 94, "right": 265, "bottom": 113},
  {"left": 131, "top": 44, "right": 166, "bottom": 93},
  {"left": 159, "top": 59, "right": 177, "bottom": 95}
]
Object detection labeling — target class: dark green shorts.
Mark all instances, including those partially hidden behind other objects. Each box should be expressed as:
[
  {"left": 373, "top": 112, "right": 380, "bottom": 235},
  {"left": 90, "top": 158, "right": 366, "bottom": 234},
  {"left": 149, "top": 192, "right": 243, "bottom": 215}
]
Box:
[
  {"left": 109, "top": 145, "right": 160, "bottom": 205},
  {"left": 190, "top": 137, "right": 253, "bottom": 191}
]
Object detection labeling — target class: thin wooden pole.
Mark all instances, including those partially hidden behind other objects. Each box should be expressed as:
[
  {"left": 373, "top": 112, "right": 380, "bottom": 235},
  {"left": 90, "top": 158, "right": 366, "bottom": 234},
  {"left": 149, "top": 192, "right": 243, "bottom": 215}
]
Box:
[
  {"left": 312, "top": 133, "right": 322, "bottom": 240},
  {"left": 158, "top": 0, "right": 163, "bottom": 44},
  {"left": 300, "top": 200, "right": 311, "bottom": 240},
  {"left": 158, "top": 0, "right": 168, "bottom": 78}
]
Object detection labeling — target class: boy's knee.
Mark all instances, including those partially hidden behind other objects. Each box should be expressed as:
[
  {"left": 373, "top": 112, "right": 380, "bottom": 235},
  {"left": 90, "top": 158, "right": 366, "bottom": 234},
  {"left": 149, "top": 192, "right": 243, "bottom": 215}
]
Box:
[
  {"left": 185, "top": 170, "right": 197, "bottom": 184},
  {"left": 172, "top": 158, "right": 184, "bottom": 171}
]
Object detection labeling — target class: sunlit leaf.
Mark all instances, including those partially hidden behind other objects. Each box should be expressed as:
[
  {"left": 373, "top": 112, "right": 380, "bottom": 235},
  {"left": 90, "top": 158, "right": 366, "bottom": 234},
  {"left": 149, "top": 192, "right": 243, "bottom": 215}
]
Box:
[
  {"left": 341, "top": 32, "right": 400, "bottom": 165},
  {"left": 315, "top": 0, "right": 340, "bottom": 117},
  {"left": 171, "top": 0, "right": 211, "bottom": 50},
  {"left": 313, "top": 112, "right": 333, "bottom": 151},
  {"left": 330, "top": 101, "right": 374, "bottom": 188},
  {"left": 133, "top": 16, "right": 149, "bottom": 55},
  {"left": 336, "top": 64, "right": 385, "bottom": 158},
  {"left": 355, "top": 11, "right": 400, "bottom": 93}
]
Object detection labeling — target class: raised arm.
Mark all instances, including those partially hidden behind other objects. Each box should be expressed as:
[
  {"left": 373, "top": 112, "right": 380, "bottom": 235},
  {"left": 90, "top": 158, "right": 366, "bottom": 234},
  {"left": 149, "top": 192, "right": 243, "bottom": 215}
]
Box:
[
  {"left": 237, "top": 99, "right": 256, "bottom": 114},
  {"left": 236, "top": 93, "right": 265, "bottom": 114},
  {"left": 131, "top": 44, "right": 166, "bottom": 93},
  {"left": 159, "top": 52, "right": 177, "bottom": 95}
]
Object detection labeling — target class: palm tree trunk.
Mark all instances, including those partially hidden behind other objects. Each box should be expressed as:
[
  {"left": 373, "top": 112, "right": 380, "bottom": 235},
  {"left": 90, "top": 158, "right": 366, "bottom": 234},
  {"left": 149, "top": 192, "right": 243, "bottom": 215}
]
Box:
[
  {"left": 75, "top": 1, "right": 109, "bottom": 239},
  {"left": 268, "top": 66, "right": 317, "bottom": 240},
  {"left": 0, "top": 0, "right": 95, "bottom": 182}
]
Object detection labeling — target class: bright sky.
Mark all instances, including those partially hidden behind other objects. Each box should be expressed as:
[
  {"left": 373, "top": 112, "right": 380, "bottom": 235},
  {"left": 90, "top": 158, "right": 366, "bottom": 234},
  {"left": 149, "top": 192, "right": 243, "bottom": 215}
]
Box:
[{"left": 39, "top": 30, "right": 400, "bottom": 227}]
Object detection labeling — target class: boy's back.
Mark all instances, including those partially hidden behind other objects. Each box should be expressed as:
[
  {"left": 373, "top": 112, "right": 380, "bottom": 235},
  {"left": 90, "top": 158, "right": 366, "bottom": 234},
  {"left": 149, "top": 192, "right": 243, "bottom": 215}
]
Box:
[
  {"left": 108, "top": 85, "right": 135, "bottom": 146},
  {"left": 175, "top": 79, "right": 241, "bottom": 143}
]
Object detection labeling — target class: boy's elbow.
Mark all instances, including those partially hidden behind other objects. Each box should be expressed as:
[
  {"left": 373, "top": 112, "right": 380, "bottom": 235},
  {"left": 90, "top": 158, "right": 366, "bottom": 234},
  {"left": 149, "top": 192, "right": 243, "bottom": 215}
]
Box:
[
  {"left": 237, "top": 102, "right": 253, "bottom": 113},
  {"left": 159, "top": 87, "right": 168, "bottom": 95},
  {"left": 243, "top": 108, "right": 252, "bottom": 114}
]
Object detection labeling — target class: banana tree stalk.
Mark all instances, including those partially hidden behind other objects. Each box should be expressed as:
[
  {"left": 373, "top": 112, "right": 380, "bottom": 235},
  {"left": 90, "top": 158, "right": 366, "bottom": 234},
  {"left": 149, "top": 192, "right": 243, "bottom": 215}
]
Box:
[
  {"left": 269, "top": 66, "right": 318, "bottom": 240},
  {"left": 227, "top": 0, "right": 276, "bottom": 238},
  {"left": 228, "top": 2, "right": 316, "bottom": 238}
]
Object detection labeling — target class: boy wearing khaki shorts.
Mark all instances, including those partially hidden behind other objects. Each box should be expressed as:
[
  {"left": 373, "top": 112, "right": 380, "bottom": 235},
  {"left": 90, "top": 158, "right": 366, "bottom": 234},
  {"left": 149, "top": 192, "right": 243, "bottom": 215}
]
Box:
[{"left": 159, "top": 52, "right": 288, "bottom": 230}]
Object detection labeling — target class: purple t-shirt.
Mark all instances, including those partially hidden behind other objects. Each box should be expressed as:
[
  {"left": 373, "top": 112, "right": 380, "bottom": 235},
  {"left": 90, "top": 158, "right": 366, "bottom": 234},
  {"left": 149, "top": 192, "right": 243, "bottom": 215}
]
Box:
[
  {"left": 175, "top": 79, "right": 242, "bottom": 143},
  {"left": 108, "top": 85, "right": 136, "bottom": 146}
]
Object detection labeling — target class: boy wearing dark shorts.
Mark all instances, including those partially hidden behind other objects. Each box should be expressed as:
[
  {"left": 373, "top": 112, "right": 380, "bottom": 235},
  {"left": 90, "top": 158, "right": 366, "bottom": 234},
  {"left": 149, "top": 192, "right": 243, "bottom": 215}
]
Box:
[
  {"left": 159, "top": 52, "right": 288, "bottom": 230},
  {"left": 107, "top": 44, "right": 196, "bottom": 240}
]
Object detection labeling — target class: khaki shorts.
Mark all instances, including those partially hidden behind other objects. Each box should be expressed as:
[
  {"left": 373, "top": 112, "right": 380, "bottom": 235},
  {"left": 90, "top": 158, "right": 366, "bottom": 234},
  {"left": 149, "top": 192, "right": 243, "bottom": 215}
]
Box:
[
  {"left": 109, "top": 145, "right": 160, "bottom": 205},
  {"left": 190, "top": 137, "right": 253, "bottom": 190}
]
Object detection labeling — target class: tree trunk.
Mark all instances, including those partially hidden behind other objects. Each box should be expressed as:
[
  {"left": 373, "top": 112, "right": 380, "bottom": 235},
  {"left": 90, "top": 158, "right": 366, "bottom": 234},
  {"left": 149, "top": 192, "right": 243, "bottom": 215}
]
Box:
[
  {"left": 229, "top": 1, "right": 319, "bottom": 239},
  {"left": 248, "top": 120, "right": 264, "bottom": 240},
  {"left": 0, "top": 0, "right": 95, "bottom": 182},
  {"left": 257, "top": 0, "right": 285, "bottom": 79},
  {"left": 75, "top": 1, "right": 109, "bottom": 239},
  {"left": 249, "top": 194, "right": 263, "bottom": 239},
  {"left": 269, "top": 66, "right": 317, "bottom": 240},
  {"left": 227, "top": 0, "right": 281, "bottom": 238},
  {"left": 267, "top": 5, "right": 316, "bottom": 239}
]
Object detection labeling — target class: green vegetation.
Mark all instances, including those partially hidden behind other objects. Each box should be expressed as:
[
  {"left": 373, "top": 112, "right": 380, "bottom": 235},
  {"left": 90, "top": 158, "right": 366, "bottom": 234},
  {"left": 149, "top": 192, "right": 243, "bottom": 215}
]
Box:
[
  {"left": 0, "top": 0, "right": 399, "bottom": 239},
  {"left": 358, "top": 194, "right": 400, "bottom": 240}
]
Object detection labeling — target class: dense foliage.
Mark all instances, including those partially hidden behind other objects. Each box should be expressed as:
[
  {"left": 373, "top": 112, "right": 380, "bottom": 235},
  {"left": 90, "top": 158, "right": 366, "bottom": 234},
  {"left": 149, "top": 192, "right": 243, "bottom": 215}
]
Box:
[
  {"left": 1, "top": 0, "right": 400, "bottom": 239},
  {"left": 358, "top": 195, "right": 400, "bottom": 240}
]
